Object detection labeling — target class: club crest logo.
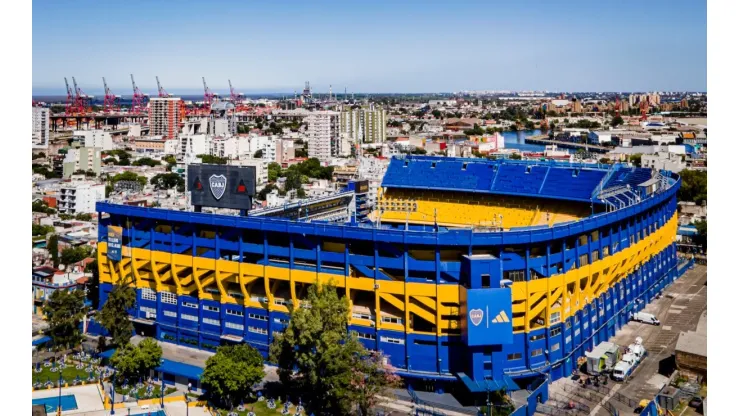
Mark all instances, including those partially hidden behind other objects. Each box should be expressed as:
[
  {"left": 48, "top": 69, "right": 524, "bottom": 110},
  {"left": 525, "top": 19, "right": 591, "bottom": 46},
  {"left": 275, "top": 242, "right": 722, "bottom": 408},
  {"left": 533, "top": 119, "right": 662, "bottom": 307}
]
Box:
[
  {"left": 209, "top": 174, "right": 227, "bottom": 200},
  {"left": 469, "top": 309, "right": 484, "bottom": 327}
]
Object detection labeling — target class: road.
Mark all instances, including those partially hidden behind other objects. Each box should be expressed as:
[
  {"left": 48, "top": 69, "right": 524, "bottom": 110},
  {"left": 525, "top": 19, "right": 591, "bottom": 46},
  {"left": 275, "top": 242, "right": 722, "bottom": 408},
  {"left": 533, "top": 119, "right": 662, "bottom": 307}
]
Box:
[{"left": 547, "top": 264, "right": 707, "bottom": 415}]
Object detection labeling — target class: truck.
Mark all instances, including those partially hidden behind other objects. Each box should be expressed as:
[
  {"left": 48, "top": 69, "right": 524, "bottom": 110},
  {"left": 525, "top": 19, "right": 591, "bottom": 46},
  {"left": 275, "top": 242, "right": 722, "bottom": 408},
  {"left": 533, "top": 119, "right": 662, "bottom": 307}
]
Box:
[
  {"left": 585, "top": 342, "right": 621, "bottom": 375},
  {"left": 632, "top": 311, "right": 660, "bottom": 326},
  {"left": 612, "top": 338, "right": 647, "bottom": 381}
]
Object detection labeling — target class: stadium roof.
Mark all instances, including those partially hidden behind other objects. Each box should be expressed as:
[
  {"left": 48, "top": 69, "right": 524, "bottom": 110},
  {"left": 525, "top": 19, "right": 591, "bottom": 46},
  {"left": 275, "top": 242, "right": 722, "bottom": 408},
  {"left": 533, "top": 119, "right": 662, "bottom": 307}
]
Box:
[{"left": 382, "top": 156, "right": 624, "bottom": 203}]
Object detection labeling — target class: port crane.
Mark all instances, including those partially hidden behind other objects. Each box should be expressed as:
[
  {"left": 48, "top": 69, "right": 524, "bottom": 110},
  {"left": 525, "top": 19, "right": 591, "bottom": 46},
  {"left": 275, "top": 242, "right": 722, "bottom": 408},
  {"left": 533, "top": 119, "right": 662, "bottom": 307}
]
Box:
[
  {"left": 102, "top": 77, "right": 121, "bottom": 113},
  {"left": 156, "top": 76, "right": 170, "bottom": 98},
  {"left": 70, "top": 77, "right": 91, "bottom": 115},
  {"left": 64, "top": 77, "right": 76, "bottom": 115},
  {"left": 130, "top": 74, "right": 149, "bottom": 115},
  {"left": 202, "top": 77, "right": 218, "bottom": 113}
]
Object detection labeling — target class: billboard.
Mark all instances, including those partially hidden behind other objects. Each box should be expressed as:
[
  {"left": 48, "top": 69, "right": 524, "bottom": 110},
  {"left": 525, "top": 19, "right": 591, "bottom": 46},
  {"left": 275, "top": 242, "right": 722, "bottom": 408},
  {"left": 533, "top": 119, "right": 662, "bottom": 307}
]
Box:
[
  {"left": 187, "top": 164, "right": 256, "bottom": 211},
  {"left": 107, "top": 226, "right": 123, "bottom": 261},
  {"left": 459, "top": 287, "right": 513, "bottom": 346}
]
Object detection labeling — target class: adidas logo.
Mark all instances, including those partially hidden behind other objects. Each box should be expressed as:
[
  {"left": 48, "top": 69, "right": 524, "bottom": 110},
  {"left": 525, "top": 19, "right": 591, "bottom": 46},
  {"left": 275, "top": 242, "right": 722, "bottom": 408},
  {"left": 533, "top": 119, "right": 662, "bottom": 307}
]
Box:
[{"left": 492, "top": 310, "right": 510, "bottom": 324}]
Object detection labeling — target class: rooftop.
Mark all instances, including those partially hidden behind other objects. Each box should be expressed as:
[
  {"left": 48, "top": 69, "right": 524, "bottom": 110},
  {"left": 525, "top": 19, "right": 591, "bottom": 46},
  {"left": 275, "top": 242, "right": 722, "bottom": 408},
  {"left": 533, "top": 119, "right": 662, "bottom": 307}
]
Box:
[{"left": 675, "top": 331, "right": 707, "bottom": 358}]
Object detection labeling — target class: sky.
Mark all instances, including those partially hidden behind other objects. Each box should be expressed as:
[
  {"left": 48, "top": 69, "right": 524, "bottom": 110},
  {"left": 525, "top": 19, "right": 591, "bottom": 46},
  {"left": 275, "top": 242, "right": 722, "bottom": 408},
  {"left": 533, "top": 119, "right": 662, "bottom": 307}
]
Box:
[{"left": 32, "top": 0, "right": 707, "bottom": 95}]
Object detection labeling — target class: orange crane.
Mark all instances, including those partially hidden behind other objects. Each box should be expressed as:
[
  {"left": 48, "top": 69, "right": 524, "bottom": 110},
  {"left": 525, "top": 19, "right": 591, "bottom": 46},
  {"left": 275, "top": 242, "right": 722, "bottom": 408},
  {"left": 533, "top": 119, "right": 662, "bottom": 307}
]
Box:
[{"left": 639, "top": 99, "right": 649, "bottom": 121}]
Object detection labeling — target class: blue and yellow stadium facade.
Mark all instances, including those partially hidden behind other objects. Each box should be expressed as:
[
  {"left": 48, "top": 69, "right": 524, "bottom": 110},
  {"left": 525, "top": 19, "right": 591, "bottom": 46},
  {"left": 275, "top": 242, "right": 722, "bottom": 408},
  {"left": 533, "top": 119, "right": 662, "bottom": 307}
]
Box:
[{"left": 95, "top": 156, "right": 682, "bottom": 396}]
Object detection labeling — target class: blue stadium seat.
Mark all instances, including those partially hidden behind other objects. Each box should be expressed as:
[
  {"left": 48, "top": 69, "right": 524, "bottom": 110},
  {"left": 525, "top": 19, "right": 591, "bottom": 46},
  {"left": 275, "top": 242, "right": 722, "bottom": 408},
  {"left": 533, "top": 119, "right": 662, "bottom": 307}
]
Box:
[{"left": 383, "top": 158, "right": 609, "bottom": 202}]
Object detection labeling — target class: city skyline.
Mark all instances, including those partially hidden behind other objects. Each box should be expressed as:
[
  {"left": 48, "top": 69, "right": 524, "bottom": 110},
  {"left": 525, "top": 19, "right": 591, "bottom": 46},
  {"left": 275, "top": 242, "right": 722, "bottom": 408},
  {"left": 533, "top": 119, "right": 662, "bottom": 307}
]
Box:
[{"left": 33, "top": 0, "right": 706, "bottom": 95}]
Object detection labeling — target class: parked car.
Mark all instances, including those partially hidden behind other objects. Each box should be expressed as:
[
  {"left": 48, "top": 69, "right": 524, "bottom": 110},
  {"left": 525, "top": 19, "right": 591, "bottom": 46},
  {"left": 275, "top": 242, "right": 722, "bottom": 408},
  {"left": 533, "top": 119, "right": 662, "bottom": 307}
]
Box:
[{"left": 632, "top": 311, "right": 660, "bottom": 326}]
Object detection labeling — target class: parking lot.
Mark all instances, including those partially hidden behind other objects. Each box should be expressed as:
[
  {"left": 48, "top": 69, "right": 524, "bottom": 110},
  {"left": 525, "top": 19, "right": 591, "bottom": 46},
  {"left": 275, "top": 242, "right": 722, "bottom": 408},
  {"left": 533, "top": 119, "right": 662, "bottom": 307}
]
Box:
[{"left": 547, "top": 264, "right": 707, "bottom": 415}]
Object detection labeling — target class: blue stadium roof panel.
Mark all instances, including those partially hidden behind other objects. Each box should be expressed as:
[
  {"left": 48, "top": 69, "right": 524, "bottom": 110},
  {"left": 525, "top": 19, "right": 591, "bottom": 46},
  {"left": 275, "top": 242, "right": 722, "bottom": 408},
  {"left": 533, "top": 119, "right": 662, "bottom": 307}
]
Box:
[{"left": 381, "top": 156, "right": 626, "bottom": 203}]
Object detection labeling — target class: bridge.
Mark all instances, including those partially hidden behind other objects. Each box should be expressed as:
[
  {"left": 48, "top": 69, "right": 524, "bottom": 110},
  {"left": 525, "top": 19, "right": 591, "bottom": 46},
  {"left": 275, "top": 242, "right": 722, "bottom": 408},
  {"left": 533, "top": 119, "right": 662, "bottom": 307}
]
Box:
[
  {"left": 50, "top": 113, "right": 148, "bottom": 131},
  {"left": 525, "top": 135, "right": 611, "bottom": 153}
]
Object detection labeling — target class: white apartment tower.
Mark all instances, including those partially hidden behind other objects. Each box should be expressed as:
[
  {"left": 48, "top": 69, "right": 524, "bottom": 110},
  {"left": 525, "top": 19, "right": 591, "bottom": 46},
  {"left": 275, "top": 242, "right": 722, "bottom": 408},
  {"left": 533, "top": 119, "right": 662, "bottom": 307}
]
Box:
[
  {"left": 149, "top": 97, "right": 182, "bottom": 139},
  {"left": 32, "top": 107, "right": 50, "bottom": 149},
  {"left": 306, "top": 111, "right": 339, "bottom": 162},
  {"left": 57, "top": 183, "right": 106, "bottom": 214}
]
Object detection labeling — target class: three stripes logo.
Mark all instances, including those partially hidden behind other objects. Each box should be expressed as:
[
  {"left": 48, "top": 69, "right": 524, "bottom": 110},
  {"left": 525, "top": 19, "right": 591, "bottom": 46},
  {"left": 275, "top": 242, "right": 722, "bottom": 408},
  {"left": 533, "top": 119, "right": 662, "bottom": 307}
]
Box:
[{"left": 492, "top": 310, "right": 510, "bottom": 324}]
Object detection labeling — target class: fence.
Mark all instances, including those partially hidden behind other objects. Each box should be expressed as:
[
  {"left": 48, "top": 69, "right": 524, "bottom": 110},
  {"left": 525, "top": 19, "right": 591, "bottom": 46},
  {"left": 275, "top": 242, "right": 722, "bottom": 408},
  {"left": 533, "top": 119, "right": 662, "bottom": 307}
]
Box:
[{"left": 548, "top": 392, "right": 590, "bottom": 414}]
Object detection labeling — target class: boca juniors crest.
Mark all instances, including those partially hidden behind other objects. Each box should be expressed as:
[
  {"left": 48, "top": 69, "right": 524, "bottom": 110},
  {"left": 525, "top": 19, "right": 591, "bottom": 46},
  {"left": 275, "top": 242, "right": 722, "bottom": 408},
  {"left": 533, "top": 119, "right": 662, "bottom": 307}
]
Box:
[{"left": 209, "top": 174, "right": 227, "bottom": 200}]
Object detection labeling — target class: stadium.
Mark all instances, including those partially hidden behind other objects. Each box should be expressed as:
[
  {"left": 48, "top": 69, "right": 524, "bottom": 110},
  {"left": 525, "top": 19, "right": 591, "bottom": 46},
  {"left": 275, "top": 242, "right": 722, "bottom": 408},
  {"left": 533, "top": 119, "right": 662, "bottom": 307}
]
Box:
[{"left": 94, "top": 155, "right": 682, "bottom": 407}]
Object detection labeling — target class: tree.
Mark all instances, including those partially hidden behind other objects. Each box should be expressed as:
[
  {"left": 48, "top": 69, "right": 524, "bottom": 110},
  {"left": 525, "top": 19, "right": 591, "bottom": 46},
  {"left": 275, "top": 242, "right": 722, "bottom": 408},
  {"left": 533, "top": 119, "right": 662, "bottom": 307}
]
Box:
[
  {"left": 109, "top": 339, "right": 163, "bottom": 383},
  {"left": 60, "top": 245, "right": 94, "bottom": 266},
  {"left": 267, "top": 162, "right": 282, "bottom": 182},
  {"left": 163, "top": 155, "right": 177, "bottom": 170},
  {"left": 99, "top": 284, "right": 136, "bottom": 347},
  {"left": 33, "top": 200, "right": 56, "bottom": 215},
  {"left": 197, "top": 154, "right": 228, "bottom": 165},
  {"left": 150, "top": 173, "right": 185, "bottom": 190},
  {"left": 201, "top": 344, "right": 265, "bottom": 409},
  {"left": 269, "top": 281, "right": 400, "bottom": 415},
  {"left": 349, "top": 350, "right": 402, "bottom": 416},
  {"left": 463, "top": 123, "right": 485, "bottom": 136},
  {"left": 44, "top": 289, "right": 87, "bottom": 352},
  {"left": 678, "top": 170, "right": 707, "bottom": 204},
  {"left": 137, "top": 337, "right": 164, "bottom": 376},
  {"left": 510, "top": 153, "right": 522, "bottom": 160},
  {"left": 257, "top": 184, "right": 279, "bottom": 201},
  {"left": 629, "top": 154, "right": 642, "bottom": 168},
  {"left": 111, "top": 171, "right": 148, "bottom": 188},
  {"left": 97, "top": 335, "right": 107, "bottom": 353},
  {"left": 85, "top": 258, "right": 100, "bottom": 309},
  {"left": 599, "top": 158, "right": 611, "bottom": 164},
  {"left": 32, "top": 224, "right": 55, "bottom": 237},
  {"left": 132, "top": 157, "right": 160, "bottom": 167},
  {"left": 254, "top": 149, "right": 264, "bottom": 158},
  {"left": 285, "top": 170, "right": 303, "bottom": 192},
  {"left": 110, "top": 343, "right": 141, "bottom": 381},
  {"left": 76, "top": 213, "right": 93, "bottom": 221},
  {"left": 692, "top": 220, "right": 707, "bottom": 252},
  {"left": 48, "top": 234, "right": 60, "bottom": 268},
  {"left": 611, "top": 115, "right": 624, "bottom": 127}
]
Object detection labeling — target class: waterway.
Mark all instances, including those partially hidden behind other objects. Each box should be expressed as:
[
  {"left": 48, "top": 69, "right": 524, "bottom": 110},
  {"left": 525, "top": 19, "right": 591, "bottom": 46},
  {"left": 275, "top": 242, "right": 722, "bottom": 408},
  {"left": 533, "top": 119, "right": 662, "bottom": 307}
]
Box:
[{"left": 501, "top": 129, "right": 574, "bottom": 154}]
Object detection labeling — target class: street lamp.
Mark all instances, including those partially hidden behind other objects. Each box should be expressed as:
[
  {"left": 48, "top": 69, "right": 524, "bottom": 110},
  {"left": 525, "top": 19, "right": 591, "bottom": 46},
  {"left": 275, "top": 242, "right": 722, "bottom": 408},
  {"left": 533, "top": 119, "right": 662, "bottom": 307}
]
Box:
[
  {"left": 485, "top": 384, "right": 491, "bottom": 416},
  {"left": 110, "top": 370, "right": 116, "bottom": 415}
]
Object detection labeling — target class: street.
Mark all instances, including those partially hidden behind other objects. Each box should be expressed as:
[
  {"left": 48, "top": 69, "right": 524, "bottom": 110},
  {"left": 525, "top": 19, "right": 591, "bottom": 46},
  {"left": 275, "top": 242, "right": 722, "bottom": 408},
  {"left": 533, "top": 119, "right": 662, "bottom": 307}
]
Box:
[{"left": 547, "top": 264, "right": 707, "bottom": 415}]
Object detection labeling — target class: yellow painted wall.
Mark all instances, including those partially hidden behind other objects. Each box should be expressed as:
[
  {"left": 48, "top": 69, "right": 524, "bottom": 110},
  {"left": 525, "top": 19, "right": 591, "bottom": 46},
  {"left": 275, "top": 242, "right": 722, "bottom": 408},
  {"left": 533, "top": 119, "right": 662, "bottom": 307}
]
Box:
[
  {"left": 376, "top": 189, "right": 590, "bottom": 229},
  {"left": 98, "top": 214, "right": 677, "bottom": 336}
]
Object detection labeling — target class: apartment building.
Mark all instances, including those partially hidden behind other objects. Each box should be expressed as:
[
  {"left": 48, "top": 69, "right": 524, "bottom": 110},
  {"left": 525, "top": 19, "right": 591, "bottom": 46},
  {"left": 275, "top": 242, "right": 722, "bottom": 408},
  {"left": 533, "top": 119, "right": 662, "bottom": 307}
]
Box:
[
  {"left": 339, "top": 105, "right": 387, "bottom": 144},
  {"left": 307, "top": 111, "right": 340, "bottom": 162},
  {"left": 62, "top": 147, "right": 102, "bottom": 178},
  {"left": 32, "top": 107, "right": 50, "bottom": 149},
  {"left": 133, "top": 137, "right": 179, "bottom": 154},
  {"left": 179, "top": 134, "right": 212, "bottom": 157},
  {"left": 58, "top": 182, "right": 106, "bottom": 214},
  {"left": 150, "top": 97, "right": 182, "bottom": 139},
  {"left": 73, "top": 130, "right": 114, "bottom": 151}
]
